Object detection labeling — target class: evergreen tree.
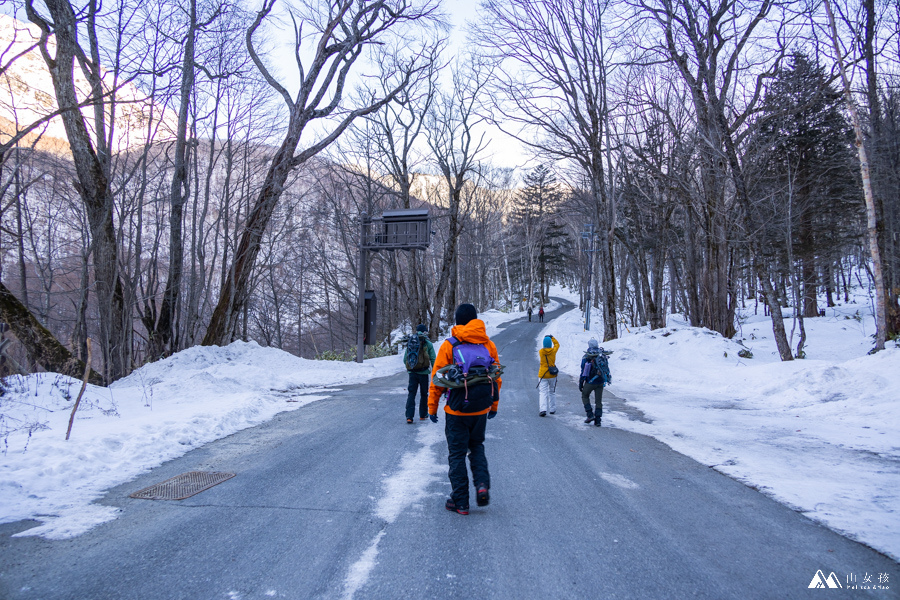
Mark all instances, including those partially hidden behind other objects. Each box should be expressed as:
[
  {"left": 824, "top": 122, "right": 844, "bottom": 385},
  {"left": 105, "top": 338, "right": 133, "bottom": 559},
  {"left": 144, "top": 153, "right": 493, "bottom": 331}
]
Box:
[
  {"left": 508, "top": 165, "right": 569, "bottom": 306},
  {"left": 748, "top": 54, "right": 861, "bottom": 319}
]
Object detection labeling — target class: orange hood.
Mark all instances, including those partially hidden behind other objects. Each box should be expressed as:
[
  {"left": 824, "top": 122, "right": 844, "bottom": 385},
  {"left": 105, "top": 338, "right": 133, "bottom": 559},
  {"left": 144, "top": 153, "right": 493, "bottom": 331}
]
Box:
[{"left": 449, "top": 319, "right": 491, "bottom": 345}]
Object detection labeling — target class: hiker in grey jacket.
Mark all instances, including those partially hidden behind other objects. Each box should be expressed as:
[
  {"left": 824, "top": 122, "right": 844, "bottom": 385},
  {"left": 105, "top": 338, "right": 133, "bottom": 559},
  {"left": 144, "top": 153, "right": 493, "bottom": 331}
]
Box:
[{"left": 403, "top": 324, "right": 436, "bottom": 423}]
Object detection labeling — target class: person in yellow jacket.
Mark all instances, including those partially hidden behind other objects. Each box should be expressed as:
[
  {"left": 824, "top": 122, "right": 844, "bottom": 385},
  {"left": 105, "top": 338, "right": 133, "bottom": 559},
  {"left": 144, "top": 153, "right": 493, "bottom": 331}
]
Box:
[
  {"left": 428, "top": 303, "right": 502, "bottom": 515},
  {"left": 538, "top": 335, "right": 559, "bottom": 416}
]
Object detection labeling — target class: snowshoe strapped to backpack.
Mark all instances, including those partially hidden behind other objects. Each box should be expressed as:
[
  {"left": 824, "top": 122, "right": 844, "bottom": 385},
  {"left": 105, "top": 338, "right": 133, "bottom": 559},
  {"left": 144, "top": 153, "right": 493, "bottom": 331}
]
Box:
[
  {"left": 405, "top": 333, "right": 430, "bottom": 372},
  {"left": 432, "top": 337, "right": 503, "bottom": 413},
  {"left": 581, "top": 349, "right": 612, "bottom": 386}
]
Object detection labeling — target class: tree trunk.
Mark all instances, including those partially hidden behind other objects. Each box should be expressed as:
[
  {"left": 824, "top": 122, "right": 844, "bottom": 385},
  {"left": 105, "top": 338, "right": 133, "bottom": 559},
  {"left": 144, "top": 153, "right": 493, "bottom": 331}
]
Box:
[
  {"left": 27, "top": 0, "right": 131, "bottom": 381},
  {"left": 801, "top": 257, "right": 818, "bottom": 318},
  {"left": 862, "top": 0, "right": 899, "bottom": 338},
  {"left": 0, "top": 281, "right": 103, "bottom": 384},
  {"left": 151, "top": 0, "right": 198, "bottom": 359},
  {"left": 824, "top": 0, "right": 887, "bottom": 350},
  {"left": 757, "top": 270, "right": 793, "bottom": 361}
]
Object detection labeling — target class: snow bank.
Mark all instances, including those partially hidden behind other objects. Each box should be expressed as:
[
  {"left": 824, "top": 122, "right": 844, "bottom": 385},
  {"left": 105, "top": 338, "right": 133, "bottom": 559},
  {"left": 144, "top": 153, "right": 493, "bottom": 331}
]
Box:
[
  {"left": 542, "top": 285, "right": 900, "bottom": 560},
  {"left": 0, "top": 304, "right": 527, "bottom": 540},
  {"left": 0, "top": 341, "right": 406, "bottom": 539}
]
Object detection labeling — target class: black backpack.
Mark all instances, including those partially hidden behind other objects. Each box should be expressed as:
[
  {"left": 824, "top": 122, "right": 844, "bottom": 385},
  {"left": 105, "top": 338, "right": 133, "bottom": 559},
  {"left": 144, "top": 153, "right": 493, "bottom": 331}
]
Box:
[{"left": 405, "top": 334, "right": 430, "bottom": 371}]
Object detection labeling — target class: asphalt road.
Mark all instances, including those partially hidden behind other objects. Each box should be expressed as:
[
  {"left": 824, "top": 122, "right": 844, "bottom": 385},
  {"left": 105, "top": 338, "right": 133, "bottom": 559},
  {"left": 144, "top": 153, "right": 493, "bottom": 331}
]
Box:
[{"left": 1, "top": 300, "right": 896, "bottom": 600}]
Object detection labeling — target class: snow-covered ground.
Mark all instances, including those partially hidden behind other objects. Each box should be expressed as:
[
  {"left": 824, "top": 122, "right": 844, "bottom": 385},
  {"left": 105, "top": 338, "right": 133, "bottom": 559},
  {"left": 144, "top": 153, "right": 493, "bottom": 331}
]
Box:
[
  {"left": 1, "top": 295, "right": 897, "bottom": 563},
  {"left": 0, "top": 306, "right": 525, "bottom": 540},
  {"left": 540, "top": 285, "right": 900, "bottom": 561}
]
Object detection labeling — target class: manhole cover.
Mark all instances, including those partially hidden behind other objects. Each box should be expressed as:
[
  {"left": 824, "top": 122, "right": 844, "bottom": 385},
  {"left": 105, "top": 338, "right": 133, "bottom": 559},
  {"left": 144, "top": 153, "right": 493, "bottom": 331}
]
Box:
[{"left": 129, "top": 471, "right": 236, "bottom": 500}]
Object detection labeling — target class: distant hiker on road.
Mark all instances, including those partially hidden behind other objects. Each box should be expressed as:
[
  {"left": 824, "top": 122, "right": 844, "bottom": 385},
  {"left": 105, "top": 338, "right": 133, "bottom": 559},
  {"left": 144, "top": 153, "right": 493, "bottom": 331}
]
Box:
[
  {"left": 429, "top": 303, "right": 502, "bottom": 515},
  {"left": 527, "top": 306, "right": 533, "bottom": 321},
  {"left": 579, "top": 338, "right": 612, "bottom": 427},
  {"left": 537, "top": 334, "right": 559, "bottom": 417},
  {"left": 538, "top": 306, "right": 545, "bottom": 322},
  {"left": 403, "top": 324, "right": 436, "bottom": 424}
]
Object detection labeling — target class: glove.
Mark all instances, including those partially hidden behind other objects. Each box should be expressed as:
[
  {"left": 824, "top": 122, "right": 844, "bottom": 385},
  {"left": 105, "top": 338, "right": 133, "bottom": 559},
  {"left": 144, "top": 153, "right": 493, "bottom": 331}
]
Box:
[
  {"left": 488, "top": 411, "right": 497, "bottom": 419},
  {"left": 579, "top": 378, "right": 585, "bottom": 392},
  {"left": 429, "top": 413, "right": 438, "bottom": 423}
]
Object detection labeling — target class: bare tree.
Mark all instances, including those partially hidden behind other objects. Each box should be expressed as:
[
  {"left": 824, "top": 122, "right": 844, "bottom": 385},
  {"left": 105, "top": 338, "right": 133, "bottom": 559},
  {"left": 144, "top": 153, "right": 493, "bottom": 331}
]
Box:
[
  {"left": 475, "top": 0, "right": 620, "bottom": 341},
  {"left": 633, "top": 0, "right": 802, "bottom": 359},
  {"left": 146, "top": 0, "right": 229, "bottom": 360},
  {"left": 202, "top": 0, "right": 442, "bottom": 346},
  {"left": 823, "top": 0, "right": 888, "bottom": 350},
  {"left": 424, "top": 55, "right": 490, "bottom": 335},
  {"left": 25, "top": 0, "right": 137, "bottom": 380}
]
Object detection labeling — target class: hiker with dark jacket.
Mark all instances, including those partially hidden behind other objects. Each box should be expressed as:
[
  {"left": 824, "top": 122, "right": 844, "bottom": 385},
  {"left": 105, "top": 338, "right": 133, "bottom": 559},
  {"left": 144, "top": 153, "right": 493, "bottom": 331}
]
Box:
[
  {"left": 579, "top": 338, "right": 610, "bottom": 427},
  {"left": 527, "top": 306, "right": 533, "bottom": 321},
  {"left": 403, "top": 324, "right": 436, "bottom": 423},
  {"left": 428, "top": 304, "right": 502, "bottom": 515},
  {"left": 537, "top": 335, "right": 559, "bottom": 416}
]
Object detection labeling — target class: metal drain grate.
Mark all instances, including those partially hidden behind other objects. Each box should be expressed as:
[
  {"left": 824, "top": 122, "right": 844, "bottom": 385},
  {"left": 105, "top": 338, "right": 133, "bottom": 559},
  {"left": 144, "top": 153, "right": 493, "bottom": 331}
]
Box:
[{"left": 129, "top": 471, "right": 236, "bottom": 500}]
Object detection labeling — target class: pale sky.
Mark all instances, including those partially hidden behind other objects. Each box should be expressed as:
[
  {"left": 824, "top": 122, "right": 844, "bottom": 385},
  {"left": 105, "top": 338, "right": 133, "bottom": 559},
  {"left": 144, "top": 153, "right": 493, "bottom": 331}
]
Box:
[
  {"left": 266, "top": 0, "right": 530, "bottom": 174},
  {"left": 1, "top": 0, "right": 532, "bottom": 176},
  {"left": 445, "top": 0, "right": 533, "bottom": 173}
]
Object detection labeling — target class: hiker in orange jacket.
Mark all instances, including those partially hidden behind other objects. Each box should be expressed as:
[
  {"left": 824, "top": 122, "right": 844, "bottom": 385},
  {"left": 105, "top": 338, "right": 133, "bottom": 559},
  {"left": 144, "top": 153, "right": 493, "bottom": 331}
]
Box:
[{"left": 428, "top": 303, "right": 502, "bottom": 515}]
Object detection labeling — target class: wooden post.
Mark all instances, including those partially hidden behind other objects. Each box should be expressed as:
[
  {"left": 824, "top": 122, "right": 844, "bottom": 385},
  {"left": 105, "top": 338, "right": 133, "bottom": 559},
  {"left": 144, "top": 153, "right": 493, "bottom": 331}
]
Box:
[
  {"left": 356, "top": 215, "right": 368, "bottom": 364},
  {"left": 66, "top": 339, "right": 92, "bottom": 441}
]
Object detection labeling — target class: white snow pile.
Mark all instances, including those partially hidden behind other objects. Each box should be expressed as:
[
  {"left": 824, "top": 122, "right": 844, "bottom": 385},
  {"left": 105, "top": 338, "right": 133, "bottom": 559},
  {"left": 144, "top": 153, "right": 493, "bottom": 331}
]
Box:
[
  {"left": 0, "top": 305, "right": 528, "bottom": 541},
  {"left": 0, "top": 340, "right": 409, "bottom": 539},
  {"left": 542, "top": 285, "right": 900, "bottom": 561}
]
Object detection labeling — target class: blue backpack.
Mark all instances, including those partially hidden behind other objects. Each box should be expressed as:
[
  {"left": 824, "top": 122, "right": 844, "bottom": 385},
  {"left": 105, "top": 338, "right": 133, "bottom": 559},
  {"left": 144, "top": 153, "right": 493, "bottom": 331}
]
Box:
[
  {"left": 581, "top": 351, "right": 611, "bottom": 385},
  {"left": 448, "top": 337, "right": 493, "bottom": 375}
]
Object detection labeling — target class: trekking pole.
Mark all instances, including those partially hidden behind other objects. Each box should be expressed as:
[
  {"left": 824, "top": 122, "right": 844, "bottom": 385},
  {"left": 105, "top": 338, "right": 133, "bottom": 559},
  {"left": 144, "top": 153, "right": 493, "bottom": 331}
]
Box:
[{"left": 535, "top": 354, "right": 546, "bottom": 389}]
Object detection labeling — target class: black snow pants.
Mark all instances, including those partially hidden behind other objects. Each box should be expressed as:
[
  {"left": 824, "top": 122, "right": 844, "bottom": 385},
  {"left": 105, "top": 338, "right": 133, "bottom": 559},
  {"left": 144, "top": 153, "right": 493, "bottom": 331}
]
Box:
[
  {"left": 582, "top": 382, "right": 604, "bottom": 422},
  {"left": 406, "top": 372, "right": 430, "bottom": 420},
  {"left": 445, "top": 412, "right": 489, "bottom": 509}
]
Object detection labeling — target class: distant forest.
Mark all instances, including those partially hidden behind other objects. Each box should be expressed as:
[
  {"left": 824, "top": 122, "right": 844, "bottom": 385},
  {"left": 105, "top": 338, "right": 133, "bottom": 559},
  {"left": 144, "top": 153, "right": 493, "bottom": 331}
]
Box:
[{"left": 0, "top": 0, "right": 897, "bottom": 384}]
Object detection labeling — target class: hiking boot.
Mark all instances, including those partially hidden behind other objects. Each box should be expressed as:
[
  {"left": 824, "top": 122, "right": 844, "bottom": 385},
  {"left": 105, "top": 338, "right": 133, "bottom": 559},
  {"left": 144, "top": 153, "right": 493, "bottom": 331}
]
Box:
[
  {"left": 584, "top": 416, "right": 594, "bottom": 424},
  {"left": 549, "top": 411, "right": 555, "bottom": 414},
  {"left": 407, "top": 418, "right": 414, "bottom": 424},
  {"left": 539, "top": 411, "right": 546, "bottom": 417},
  {"left": 476, "top": 485, "right": 490, "bottom": 507},
  {"left": 595, "top": 419, "right": 602, "bottom": 427},
  {"left": 420, "top": 416, "right": 427, "bottom": 420},
  {"left": 445, "top": 498, "right": 468, "bottom": 515}
]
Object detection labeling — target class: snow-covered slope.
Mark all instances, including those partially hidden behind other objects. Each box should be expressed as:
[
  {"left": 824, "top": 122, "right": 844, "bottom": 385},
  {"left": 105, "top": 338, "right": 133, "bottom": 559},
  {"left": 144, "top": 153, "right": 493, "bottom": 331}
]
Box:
[
  {"left": 541, "top": 285, "right": 900, "bottom": 561},
  {"left": 0, "top": 14, "right": 176, "bottom": 154}
]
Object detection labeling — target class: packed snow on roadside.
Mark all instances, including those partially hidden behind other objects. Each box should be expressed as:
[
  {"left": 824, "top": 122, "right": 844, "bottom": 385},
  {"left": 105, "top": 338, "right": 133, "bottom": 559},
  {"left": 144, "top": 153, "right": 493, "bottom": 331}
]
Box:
[
  {"left": 0, "top": 306, "right": 527, "bottom": 540},
  {"left": 540, "top": 285, "right": 900, "bottom": 561}
]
